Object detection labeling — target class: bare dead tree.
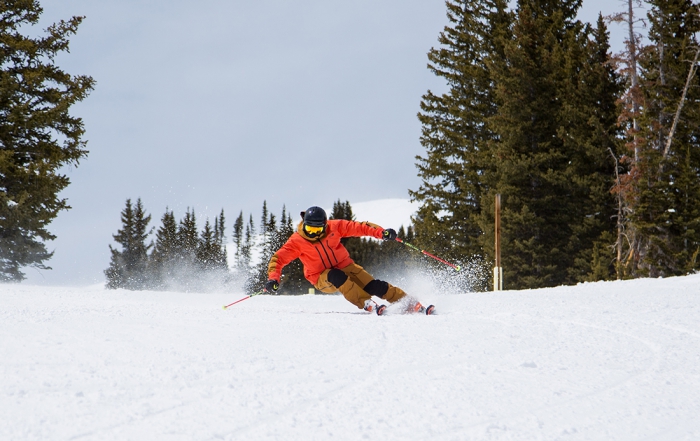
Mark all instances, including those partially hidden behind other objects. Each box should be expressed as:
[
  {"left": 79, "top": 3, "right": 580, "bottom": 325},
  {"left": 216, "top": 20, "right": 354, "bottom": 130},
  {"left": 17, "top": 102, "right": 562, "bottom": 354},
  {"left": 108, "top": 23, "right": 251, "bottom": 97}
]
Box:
[
  {"left": 662, "top": 45, "right": 700, "bottom": 160},
  {"left": 606, "top": 0, "right": 647, "bottom": 276},
  {"left": 608, "top": 148, "right": 624, "bottom": 279},
  {"left": 608, "top": 0, "right": 646, "bottom": 162}
]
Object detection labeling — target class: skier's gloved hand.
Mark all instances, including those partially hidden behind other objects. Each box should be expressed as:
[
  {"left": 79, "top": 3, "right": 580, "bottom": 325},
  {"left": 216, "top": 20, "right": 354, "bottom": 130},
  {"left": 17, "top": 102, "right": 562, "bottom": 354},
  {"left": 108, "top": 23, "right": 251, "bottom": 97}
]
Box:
[
  {"left": 382, "top": 228, "right": 397, "bottom": 241},
  {"left": 265, "top": 279, "right": 279, "bottom": 293}
]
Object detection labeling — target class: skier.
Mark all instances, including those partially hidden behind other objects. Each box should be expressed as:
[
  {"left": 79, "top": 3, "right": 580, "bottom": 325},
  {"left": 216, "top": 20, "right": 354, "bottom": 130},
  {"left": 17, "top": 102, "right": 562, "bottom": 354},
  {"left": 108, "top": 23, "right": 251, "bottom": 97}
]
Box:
[{"left": 264, "top": 206, "right": 433, "bottom": 315}]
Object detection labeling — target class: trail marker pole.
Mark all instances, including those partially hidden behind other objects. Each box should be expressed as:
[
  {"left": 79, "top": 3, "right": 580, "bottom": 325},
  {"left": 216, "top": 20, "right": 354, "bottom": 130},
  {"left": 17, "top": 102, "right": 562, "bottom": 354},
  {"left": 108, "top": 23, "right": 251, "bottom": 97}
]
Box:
[{"left": 494, "top": 194, "right": 503, "bottom": 291}]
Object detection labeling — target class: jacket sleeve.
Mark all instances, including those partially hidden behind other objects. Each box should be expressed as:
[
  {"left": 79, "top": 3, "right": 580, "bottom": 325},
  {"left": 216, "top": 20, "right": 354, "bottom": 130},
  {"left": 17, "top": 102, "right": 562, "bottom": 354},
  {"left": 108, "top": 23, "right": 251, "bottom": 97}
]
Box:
[
  {"left": 267, "top": 237, "right": 300, "bottom": 282},
  {"left": 334, "top": 219, "right": 384, "bottom": 240}
]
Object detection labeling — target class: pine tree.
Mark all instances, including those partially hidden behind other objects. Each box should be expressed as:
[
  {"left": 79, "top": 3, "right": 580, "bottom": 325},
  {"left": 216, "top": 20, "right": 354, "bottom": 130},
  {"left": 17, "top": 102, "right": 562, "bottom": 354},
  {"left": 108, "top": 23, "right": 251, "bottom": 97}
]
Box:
[
  {"left": 104, "top": 199, "right": 152, "bottom": 290},
  {"left": 570, "top": 16, "right": 624, "bottom": 281},
  {"left": 411, "top": 0, "right": 510, "bottom": 263},
  {"left": 0, "top": 1, "right": 95, "bottom": 282},
  {"left": 577, "top": 15, "right": 628, "bottom": 281},
  {"left": 372, "top": 226, "right": 417, "bottom": 281},
  {"left": 151, "top": 208, "right": 179, "bottom": 289},
  {"left": 330, "top": 200, "right": 355, "bottom": 223},
  {"left": 240, "top": 214, "right": 254, "bottom": 272},
  {"left": 214, "top": 209, "right": 228, "bottom": 271},
  {"left": 232, "top": 211, "right": 244, "bottom": 268},
  {"left": 176, "top": 208, "right": 198, "bottom": 290},
  {"left": 330, "top": 199, "right": 364, "bottom": 259},
  {"left": 477, "top": 0, "right": 620, "bottom": 288},
  {"left": 178, "top": 209, "right": 198, "bottom": 260},
  {"left": 250, "top": 201, "right": 277, "bottom": 293},
  {"left": 629, "top": 0, "right": 700, "bottom": 276},
  {"left": 276, "top": 206, "right": 308, "bottom": 294},
  {"left": 243, "top": 205, "right": 266, "bottom": 294},
  {"left": 196, "top": 219, "right": 218, "bottom": 272}
]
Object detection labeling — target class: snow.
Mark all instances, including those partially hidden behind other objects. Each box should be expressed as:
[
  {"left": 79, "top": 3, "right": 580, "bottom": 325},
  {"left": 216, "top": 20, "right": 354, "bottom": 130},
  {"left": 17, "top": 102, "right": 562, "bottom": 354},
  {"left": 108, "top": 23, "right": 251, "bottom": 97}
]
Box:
[{"left": 2, "top": 274, "right": 700, "bottom": 440}]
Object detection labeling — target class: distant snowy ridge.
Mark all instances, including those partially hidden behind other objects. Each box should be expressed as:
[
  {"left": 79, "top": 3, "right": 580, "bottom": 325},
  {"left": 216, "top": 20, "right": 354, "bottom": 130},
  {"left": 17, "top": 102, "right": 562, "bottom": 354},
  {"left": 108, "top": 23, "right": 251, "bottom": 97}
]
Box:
[{"left": 342, "top": 198, "right": 418, "bottom": 230}]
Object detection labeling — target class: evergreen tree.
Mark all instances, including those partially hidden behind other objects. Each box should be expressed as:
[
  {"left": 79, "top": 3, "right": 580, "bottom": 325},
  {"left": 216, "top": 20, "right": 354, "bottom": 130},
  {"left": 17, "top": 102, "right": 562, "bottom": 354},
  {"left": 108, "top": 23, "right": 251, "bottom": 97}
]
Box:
[
  {"left": 249, "top": 201, "right": 277, "bottom": 293},
  {"left": 411, "top": 0, "right": 510, "bottom": 263},
  {"left": 371, "top": 226, "right": 418, "bottom": 280},
  {"left": 178, "top": 208, "right": 198, "bottom": 261},
  {"left": 196, "top": 219, "right": 218, "bottom": 272},
  {"left": 232, "top": 211, "right": 244, "bottom": 268},
  {"left": 330, "top": 200, "right": 355, "bottom": 222},
  {"left": 105, "top": 199, "right": 152, "bottom": 290},
  {"left": 270, "top": 206, "right": 288, "bottom": 260},
  {"left": 151, "top": 208, "right": 179, "bottom": 289},
  {"left": 475, "top": 0, "right": 620, "bottom": 288},
  {"left": 330, "top": 199, "right": 365, "bottom": 260},
  {"left": 243, "top": 206, "right": 265, "bottom": 293},
  {"left": 629, "top": 0, "right": 700, "bottom": 276},
  {"left": 277, "top": 206, "right": 309, "bottom": 294},
  {"left": 176, "top": 208, "right": 198, "bottom": 290},
  {"left": 570, "top": 16, "right": 625, "bottom": 281},
  {"left": 213, "top": 209, "right": 228, "bottom": 271},
  {"left": 240, "top": 214, "right": 254, "bottom": 272},
  {"left": 0, "top": 1, "right": 95, "bottom": 281},
  {"left": 578, "top": 16, "right": 627, "bottom": 281}
]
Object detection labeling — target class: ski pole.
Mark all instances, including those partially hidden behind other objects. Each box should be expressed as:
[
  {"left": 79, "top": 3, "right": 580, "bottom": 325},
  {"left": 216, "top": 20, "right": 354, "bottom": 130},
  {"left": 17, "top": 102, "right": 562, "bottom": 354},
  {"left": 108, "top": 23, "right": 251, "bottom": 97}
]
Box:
[
  {"left": 222, "top": 291, "right": 264, "bottom": 310},
  {"left": 395, "top": 238, "right": 462, "bottom": 271}
]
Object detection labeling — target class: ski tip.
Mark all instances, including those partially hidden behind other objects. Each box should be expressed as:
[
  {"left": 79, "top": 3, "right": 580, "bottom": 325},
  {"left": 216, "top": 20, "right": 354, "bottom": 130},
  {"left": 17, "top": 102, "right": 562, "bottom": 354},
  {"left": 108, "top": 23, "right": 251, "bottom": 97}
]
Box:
[
  {"left": 425, "top": 305, "right": 435, "bottom": 315},
  {"left": 376, "top": 304, "right": 387, "bottom": 316},
  {"left": 222, "top": 305, "right": 227, "bottom": 310}
]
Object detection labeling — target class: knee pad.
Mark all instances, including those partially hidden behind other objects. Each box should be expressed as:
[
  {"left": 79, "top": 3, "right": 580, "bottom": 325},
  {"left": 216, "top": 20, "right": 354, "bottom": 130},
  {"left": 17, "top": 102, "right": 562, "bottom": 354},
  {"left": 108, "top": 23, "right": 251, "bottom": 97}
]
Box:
[
  {"left": 327, "top": 269, "right": 348, "bottom": 288},
  {"left": 364, "top": 280, "right": 389, "bottom": 297}
]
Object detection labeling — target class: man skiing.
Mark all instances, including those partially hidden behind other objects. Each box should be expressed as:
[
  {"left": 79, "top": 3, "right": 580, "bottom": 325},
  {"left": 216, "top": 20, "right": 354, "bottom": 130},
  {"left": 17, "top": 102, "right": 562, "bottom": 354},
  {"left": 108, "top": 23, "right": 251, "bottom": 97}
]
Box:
[{"left": 265, "top": 206, "right": 434, "bottom": 315}]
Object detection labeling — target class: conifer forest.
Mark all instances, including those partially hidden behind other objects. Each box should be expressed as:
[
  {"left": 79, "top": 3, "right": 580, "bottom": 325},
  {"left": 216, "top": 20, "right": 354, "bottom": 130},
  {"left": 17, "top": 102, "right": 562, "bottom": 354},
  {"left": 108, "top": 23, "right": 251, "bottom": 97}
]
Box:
[
  {"left": 103, "top": 200, "right": 427, "bottom": 294},
  {"left": 410, "top": 0, "right": 700, "bottom": 289}
]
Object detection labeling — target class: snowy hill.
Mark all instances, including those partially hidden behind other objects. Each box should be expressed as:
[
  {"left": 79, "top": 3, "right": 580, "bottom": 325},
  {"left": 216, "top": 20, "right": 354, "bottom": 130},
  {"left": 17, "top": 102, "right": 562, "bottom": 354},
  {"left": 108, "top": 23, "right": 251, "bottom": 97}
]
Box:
[
  {"left": 349, "top": 198, "right": 418, "bottom": 230},
  {"left": 2, "top": 274, "right": 700, "bottom": 440}
]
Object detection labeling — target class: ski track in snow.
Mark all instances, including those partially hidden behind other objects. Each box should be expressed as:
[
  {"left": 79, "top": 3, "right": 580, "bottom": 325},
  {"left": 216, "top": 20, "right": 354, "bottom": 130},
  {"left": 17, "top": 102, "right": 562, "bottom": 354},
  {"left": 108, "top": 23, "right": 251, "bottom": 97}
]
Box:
[{"left": 2, "top": 275, "right": 700, "bottom": 441}]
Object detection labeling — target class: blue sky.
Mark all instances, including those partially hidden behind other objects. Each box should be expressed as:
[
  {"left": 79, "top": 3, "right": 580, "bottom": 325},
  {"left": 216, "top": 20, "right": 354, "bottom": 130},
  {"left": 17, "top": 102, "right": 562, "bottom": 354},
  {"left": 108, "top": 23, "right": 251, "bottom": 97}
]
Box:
[{"left": 25, "top": 0, "right": 640, "bottom": 285}]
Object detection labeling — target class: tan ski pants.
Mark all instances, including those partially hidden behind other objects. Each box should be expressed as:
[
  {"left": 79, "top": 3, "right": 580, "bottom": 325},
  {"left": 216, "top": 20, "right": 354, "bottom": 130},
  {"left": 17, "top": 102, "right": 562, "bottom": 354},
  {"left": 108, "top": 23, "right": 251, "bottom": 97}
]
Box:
[{"left": 314, "top": 262, "right": 407, "bottom": 309}]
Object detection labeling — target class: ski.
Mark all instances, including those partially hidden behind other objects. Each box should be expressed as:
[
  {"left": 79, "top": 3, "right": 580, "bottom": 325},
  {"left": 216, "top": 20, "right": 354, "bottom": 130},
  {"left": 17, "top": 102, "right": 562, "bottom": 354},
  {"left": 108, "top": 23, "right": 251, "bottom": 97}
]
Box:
[
  {"left": 366, "top": 299, "right": 435, "bottom": 316},
  {"left": 378, "top": 302, "right": 435, "bottom": 315}
]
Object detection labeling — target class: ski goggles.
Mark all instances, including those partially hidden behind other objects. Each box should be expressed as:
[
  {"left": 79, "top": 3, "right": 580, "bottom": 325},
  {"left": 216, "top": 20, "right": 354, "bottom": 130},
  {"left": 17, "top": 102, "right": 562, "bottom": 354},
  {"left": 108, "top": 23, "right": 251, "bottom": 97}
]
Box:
[{"left": 303, "top": 224, "right": 325, "bottom": 236}]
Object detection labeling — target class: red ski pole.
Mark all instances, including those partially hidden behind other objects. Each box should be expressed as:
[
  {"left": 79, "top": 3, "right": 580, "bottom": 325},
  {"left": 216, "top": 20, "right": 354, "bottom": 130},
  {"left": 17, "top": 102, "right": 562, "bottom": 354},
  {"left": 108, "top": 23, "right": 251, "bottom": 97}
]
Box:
[
  {"left": 222, "top": 291, "right": 264, "bottom": 310},
  {"left": 395, "top": 238, "right": 462, "bottom": 271}
]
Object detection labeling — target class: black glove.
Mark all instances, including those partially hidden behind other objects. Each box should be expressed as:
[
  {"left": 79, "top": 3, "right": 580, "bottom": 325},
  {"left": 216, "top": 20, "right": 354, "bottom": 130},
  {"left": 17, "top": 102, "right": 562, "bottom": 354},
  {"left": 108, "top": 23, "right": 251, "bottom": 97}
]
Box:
[
  {"left": 265, "top": 279, "right": 279, "bottom": 293},
  {"left": 382, "top": 228, "right": 397, "bottom": 241}
]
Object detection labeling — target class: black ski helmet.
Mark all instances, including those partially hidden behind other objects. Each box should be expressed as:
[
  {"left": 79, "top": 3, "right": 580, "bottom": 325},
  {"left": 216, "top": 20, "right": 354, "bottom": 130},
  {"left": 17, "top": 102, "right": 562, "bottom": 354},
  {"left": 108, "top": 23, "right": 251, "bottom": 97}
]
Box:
[{"left": 301, "top": 206, "right": 327, "bottom": 227}]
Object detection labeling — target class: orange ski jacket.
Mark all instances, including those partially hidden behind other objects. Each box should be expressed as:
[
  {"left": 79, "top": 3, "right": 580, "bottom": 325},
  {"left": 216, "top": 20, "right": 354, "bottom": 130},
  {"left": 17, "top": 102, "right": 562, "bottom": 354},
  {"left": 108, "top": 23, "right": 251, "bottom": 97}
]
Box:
[{"left": 268, "top": 219, "right": 385, "bottom": 286}]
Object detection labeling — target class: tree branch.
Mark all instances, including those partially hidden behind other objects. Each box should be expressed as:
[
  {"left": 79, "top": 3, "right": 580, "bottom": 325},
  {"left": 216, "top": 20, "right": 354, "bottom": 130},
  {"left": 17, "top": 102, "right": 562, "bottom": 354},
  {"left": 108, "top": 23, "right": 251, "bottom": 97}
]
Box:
[{"left": 662, "top": 45, "right": 700, "bottom": 160}]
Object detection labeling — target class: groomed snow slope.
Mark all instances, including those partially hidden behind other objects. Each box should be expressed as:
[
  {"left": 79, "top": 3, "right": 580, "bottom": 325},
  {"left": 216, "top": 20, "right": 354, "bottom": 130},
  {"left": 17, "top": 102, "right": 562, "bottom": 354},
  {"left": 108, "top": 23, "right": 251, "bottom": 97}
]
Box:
[{"left": 2, "top": 274, "right": 700, "bottom": 441}]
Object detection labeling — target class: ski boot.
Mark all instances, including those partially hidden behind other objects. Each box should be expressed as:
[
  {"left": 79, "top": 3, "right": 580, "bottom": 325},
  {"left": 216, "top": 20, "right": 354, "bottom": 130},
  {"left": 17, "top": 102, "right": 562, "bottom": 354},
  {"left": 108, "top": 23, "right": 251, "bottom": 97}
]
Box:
[
  {"left": 409, "top": 301, "right": 436, "bottom": 315},
  {"left": 364, "top": 300, "right": 387, "bottom": 316}
]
